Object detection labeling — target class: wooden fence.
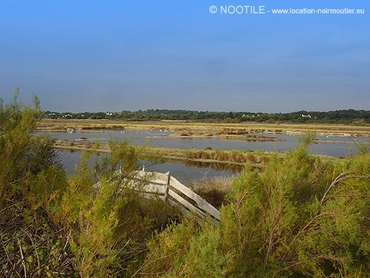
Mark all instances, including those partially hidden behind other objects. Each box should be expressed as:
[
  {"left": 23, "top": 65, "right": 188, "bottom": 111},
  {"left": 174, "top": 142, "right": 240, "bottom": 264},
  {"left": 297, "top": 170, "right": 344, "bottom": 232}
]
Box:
[{"left": 131, "top": 171, "right": 221, "bottom": 223}]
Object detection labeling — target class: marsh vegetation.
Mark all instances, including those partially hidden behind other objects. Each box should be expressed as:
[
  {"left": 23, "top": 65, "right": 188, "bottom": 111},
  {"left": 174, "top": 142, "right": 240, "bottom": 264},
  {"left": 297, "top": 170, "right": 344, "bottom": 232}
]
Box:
[{"left": 1, "top": 93, "right": 370, "bottom": 277}]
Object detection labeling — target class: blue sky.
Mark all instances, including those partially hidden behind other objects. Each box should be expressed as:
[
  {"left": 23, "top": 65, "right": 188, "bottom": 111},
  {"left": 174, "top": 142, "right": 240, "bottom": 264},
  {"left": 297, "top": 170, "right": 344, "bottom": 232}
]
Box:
[{"left": 0, "top": 0, "right": 369, "bottom": 113}]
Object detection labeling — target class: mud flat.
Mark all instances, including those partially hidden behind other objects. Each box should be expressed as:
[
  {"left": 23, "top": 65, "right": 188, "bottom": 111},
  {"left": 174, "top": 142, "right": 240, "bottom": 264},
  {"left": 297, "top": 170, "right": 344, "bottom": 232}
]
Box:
[{"left": 38, "top": 119, "right": 370, "bottom": 138}]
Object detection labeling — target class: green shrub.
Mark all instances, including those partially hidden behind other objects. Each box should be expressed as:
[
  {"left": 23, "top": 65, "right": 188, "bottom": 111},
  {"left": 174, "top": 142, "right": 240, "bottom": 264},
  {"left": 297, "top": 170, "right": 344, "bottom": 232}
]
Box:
[
  {"left": 0, "top": 90, "right": 74, "bottom": 276},
  {"left": 221, "top": 139, "right": 370, "bottom": 277},
  {"left": 1, "top": 92, "right": 182, "bottom": 277},
  {"left": 59, "top": 142, "right": 181, "bottom": 277},
  {"left": 141, "top": 136, "right": 370, "bottom": 277}
]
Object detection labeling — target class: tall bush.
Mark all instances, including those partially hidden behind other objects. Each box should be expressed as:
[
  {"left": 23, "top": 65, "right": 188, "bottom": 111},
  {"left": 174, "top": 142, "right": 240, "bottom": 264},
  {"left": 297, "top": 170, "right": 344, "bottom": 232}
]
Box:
[
  {"left": 221, "top": 141, "right": 370, "bottom": 277},
  {"left": 1, "top": 91, "right": 180, "bottom": 276},
  {"left": 141, "top": 136, "right": 370, "bottom": 277},
  {"left": 0, "top": 89, "right": 75, "bottom": 276},
  {"left": 58, "top": 141, "right": 180, "bottom": 277}
]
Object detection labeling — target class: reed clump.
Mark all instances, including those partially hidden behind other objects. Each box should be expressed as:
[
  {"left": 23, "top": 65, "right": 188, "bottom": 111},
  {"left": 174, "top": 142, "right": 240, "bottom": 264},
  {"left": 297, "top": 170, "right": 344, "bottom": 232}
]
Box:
[{"left": 189, "top": 176, "right": 233, "bottom": 209}]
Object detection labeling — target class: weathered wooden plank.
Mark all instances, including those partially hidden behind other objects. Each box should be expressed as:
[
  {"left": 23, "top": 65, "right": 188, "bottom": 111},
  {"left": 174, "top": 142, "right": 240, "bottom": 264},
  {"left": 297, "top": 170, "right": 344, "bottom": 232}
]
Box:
[
  {"left": 134, "top": 170, "right": 168, "bottom": 182},
  {"left": 131, "top": 171, "right": 168, "bottom": 194},
  {"left": 169, "top": 176, "right": 221, "bottom": 220},
  {"left": 168, "top": 189, "right": 206, "bottom": 219},
  {"left": 113, "top": 170, "right": 221, "bottom": 222},
  {"left": 134, "top": 173, "right": 167, "bottom": 183},
  {"left": 141, "top": 183, "right": 167, "bottom": 195},
  {"left": 144, "top": 179, "right": 166, "bottom": 185},
  {"left": 130, "top": 180, "right": 166, "bottom": 189}
]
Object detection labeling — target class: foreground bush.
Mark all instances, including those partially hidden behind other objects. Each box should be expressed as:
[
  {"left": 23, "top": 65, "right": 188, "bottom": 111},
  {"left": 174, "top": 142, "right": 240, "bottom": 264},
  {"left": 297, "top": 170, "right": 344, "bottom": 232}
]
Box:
[
  {"left": 57, "top": 143, "right": 180, "bottom": 277},
  {"left": 0, "top": 90, "right": 75, "bottom": 275},
  {"left": 0, "top": 91, "right": 181, "bottom": 277},
  {"left": 138, "top": 138, "right": 370, "bottom": 277}
]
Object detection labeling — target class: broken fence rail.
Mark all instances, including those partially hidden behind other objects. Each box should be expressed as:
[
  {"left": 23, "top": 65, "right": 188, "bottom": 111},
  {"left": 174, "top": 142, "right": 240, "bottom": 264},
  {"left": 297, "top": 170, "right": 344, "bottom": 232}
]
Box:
[{"left": 132, "top": 170, "right": 221, "bottom": 222}]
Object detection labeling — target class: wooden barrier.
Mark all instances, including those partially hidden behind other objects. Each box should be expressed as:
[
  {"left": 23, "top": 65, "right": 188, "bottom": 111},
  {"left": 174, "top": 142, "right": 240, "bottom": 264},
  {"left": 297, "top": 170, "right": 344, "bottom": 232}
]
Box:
[{"left": 132, "top": 171, "right": 221, "bottom": 222}]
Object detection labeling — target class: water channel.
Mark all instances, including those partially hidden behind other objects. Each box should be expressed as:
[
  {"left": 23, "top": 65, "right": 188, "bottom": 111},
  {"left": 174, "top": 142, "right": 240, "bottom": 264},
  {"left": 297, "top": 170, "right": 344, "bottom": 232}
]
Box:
[{"left": 43, "top": 129, "right": 368, "bottom": 183}]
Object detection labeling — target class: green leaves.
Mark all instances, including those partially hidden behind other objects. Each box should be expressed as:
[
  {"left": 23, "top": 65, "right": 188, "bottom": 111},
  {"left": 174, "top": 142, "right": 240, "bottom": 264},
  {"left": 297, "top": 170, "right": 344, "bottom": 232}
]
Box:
[
  {"left": 0, "top": 88, "right": 45, "bottom": 204},
  {"left": 140, "top": 136, "right": 370, "bottom": 277},
  {"left": 221, "top": 140, "right": 370, "bottom": 277}
]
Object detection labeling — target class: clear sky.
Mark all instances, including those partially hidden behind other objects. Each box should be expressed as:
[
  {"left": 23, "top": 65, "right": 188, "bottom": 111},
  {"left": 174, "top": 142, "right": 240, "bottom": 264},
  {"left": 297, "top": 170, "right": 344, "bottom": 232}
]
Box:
[{"left": 0, "top": 0, "right": 369, "bottom": 113}]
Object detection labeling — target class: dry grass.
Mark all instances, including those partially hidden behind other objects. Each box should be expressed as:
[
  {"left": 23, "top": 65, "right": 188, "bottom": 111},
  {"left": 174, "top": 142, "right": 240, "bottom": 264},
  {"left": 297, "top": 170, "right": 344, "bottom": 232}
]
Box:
[
  {"left": 189, "top": 176, "right": 233, "bottom": 209},
  {"left": 53, "top": 139, "right": 278, "bottom": 169}
]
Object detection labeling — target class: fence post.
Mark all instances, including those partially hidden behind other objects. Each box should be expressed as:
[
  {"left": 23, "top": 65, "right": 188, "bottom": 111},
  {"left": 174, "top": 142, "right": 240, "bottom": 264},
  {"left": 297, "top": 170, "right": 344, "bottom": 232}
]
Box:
[{"left": 164, "top": 171, "right": 170, "bottom": 201}]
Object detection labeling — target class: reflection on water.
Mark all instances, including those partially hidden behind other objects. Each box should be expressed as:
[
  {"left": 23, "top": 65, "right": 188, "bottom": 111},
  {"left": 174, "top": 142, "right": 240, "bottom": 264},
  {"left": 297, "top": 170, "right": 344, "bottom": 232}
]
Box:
[
  {"left": 182, "top": 159, "right": 243, "bottom": 173},
  {"left": 58, "top": 150, "right": 236, "bottom": 184},
  {"left": 145, "top": 161, "right": 236, "bottom": 185}
]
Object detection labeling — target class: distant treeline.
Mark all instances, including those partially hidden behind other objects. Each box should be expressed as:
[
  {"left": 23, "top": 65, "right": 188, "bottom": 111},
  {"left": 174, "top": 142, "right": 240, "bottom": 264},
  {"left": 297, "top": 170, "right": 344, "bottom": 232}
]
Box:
[{"left": 44, "top": 109, "right": 370, "bottom": 124}]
